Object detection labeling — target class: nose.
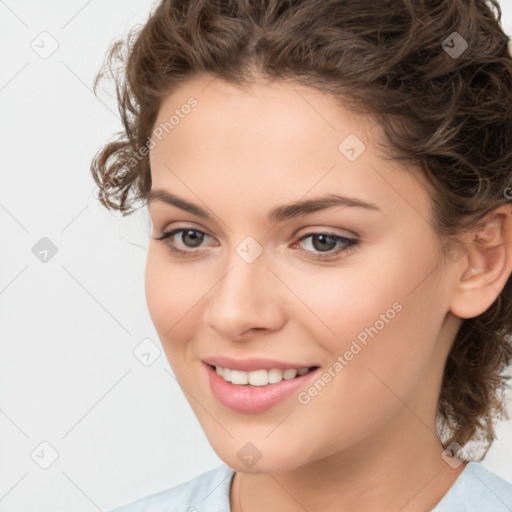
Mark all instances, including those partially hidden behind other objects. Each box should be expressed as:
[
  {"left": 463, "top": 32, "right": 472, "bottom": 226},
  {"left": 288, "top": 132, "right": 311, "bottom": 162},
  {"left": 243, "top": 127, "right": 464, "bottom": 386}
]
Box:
[{"left": 203, "top": 249, "right": 287, "bottom": 341}]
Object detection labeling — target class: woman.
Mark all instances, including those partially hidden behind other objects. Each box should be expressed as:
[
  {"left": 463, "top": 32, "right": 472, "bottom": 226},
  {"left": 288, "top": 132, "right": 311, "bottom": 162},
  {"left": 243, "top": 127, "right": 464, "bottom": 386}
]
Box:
[{"left": 91, "top": 0, "right": 512, "bottom": 510}]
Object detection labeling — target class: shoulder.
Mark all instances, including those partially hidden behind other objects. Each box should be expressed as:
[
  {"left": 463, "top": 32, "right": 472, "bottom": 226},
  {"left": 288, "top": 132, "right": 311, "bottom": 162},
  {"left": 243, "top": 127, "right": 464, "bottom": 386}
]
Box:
[
  {"left": 109, "top": 463, "right": 235, "bottom": 512},
  {"left": 433, "top": 461, "right": 512, "bottom": 512}
]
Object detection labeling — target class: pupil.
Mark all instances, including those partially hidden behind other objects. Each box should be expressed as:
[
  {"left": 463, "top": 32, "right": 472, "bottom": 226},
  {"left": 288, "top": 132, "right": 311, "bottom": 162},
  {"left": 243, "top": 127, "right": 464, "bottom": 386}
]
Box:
[
  {"left": 183, "top": 230, "right": 203, "bottom": 247},
  {"left": 312, "top": 234, "right": 336, "bottom": 252}
]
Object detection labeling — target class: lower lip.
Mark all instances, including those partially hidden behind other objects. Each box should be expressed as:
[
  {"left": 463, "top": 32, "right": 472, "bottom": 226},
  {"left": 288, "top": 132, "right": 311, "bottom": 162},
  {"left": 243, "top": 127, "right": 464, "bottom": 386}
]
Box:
[{"left": 204, "top": 363, "right": 320, "bottom": 413}]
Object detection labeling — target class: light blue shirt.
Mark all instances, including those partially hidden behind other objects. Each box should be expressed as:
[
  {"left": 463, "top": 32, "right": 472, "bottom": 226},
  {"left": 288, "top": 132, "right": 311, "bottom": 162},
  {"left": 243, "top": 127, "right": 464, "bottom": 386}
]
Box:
[{"left": 111, "top": 461, "right": 512, "bottom": 511}]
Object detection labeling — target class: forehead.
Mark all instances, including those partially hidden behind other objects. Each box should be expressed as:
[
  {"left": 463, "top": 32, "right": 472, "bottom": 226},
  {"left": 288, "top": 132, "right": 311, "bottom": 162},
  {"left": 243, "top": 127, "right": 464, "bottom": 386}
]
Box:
[
  {"left": 149, "top": 74, "right": 430, "bottom": 220},
  {"left": 151, "top": 74, "right": 374, "bottom": 154}
]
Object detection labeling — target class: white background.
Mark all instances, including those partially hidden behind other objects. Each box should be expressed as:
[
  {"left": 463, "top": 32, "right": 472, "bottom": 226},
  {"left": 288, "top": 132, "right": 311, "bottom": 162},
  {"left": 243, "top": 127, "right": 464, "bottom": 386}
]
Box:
[{"left": 1, "top": 1, "right": 511, "bottom": 511}]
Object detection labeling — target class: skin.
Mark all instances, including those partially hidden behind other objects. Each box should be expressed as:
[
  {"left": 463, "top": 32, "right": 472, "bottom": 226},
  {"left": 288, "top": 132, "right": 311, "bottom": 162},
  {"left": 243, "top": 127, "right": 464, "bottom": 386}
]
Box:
[{"left": 145, "top": 73, "right": 512, "bottom": 512}]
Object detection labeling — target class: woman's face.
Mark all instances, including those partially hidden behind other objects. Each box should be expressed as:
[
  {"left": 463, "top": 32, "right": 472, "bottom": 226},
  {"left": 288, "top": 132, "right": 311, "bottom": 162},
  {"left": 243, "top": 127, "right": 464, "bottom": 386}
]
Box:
[{"left": 145, "top": 74, "right": 463, "bottom": 473}]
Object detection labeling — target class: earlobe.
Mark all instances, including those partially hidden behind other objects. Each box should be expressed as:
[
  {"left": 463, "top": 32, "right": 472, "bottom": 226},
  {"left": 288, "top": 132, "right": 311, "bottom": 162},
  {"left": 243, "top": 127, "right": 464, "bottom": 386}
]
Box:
[{"left": 450, "top": 205, "right": 512, "bottom": 319}]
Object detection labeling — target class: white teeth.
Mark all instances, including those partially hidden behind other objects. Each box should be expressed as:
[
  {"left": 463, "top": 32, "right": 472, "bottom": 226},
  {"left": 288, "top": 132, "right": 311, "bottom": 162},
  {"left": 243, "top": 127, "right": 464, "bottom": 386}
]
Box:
[
  {"left": 213, "top": 365, "right": 312, "bottom": 386},
  {"left": 248, "top": 369, "right": 268, "bottom": 386},
  {"left": 283, "top": 368, "right": 297, "bottom": 380},
  {"left": 268, "top": 368, "right": 283, "bottom": 384},
  {"left": 230, "top": 370, "right": 248, "bottom": 385}
]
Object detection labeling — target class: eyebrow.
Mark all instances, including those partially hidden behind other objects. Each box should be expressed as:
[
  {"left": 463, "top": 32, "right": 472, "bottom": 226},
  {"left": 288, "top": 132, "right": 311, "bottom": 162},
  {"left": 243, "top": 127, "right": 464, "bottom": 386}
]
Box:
[{"left": 147, "top": 188, "right": 380, "bottom": 223}]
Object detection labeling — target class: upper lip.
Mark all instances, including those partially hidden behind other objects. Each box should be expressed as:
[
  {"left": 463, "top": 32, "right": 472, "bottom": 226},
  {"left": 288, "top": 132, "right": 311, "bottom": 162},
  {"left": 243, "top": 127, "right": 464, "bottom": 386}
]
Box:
[{"left": 202, "top": 356, "right": 318, "bottom": 372}]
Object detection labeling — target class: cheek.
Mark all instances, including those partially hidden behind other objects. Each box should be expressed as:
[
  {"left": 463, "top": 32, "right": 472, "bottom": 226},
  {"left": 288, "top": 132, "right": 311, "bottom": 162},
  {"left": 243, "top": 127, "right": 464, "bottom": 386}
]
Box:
[
  {"left": 292, "top": 250, "right": 443, "bottom": 393},
  {"left": 144, "top": 248, "right": 207, "bottom": 346},
  {"left": 286, "top": 262, "right": 404, "bottom": 347}
]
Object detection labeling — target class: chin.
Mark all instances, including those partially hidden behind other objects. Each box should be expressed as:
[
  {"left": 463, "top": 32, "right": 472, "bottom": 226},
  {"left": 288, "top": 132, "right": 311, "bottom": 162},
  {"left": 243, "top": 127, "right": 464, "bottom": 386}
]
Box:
[
  {"left": 208, "top": 438, "right": 308, "bottom": 474},
  {"left": 224, "top": 456, "right": 301, "bottom": 474}
]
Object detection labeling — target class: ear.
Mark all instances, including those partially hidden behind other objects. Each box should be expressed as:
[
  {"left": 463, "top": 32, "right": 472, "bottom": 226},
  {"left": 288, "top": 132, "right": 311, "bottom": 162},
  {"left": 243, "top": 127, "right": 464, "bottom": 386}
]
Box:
[{"left": 449, "top": 204, "right": 512, "bottom": 319}]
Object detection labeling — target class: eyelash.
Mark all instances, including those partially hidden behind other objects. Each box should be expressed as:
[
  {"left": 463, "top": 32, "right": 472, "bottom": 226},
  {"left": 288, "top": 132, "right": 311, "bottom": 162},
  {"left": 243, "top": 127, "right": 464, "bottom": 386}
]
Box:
[{"left": 154, "top": 227, "right": 359, "bottom": 261}]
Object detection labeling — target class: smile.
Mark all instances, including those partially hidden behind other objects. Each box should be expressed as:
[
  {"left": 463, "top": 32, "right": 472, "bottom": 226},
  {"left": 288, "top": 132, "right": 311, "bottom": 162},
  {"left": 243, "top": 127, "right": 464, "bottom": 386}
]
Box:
[
  {"left": 212, "top": 365, "right": 315, "bottom": 386},
  {"left": 204, "top": 362, "right": 321, "bottom": 413}
]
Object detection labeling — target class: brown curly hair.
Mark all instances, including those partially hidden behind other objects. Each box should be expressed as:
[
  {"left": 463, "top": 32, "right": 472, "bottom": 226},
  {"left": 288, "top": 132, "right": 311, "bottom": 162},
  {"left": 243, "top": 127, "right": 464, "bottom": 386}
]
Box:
[{"left": 91, "top": 0, "right": 512, "bottom": 459}]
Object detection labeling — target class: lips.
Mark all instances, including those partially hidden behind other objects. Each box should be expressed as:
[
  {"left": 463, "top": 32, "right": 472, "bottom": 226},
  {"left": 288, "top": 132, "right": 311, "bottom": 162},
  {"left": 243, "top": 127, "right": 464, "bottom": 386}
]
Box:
[
  {"left": 204, "top": 362, "right": 321, "bottom": 413},
  {"left": 202, "top": 355, "right": 319, "bottom": 372}
]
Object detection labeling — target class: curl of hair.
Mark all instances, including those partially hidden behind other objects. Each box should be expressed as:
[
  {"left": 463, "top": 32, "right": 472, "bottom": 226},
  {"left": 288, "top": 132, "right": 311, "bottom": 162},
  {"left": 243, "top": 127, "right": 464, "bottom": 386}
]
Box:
[{"left": 91, "top": 0, "right": 512, "bottom": 459}]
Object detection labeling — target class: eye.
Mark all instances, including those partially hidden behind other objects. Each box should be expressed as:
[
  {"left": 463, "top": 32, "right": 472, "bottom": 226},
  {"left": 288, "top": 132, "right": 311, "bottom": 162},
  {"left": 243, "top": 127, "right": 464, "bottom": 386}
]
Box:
[
  {"left": 293, "top": 232, "right": 359, "bottom": 261},
  {"left": 154, "top": 227, "right": 214, "bottom": 255},
  {"left": 153, "top": 227, "right": 359, "bottom": 261}
]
